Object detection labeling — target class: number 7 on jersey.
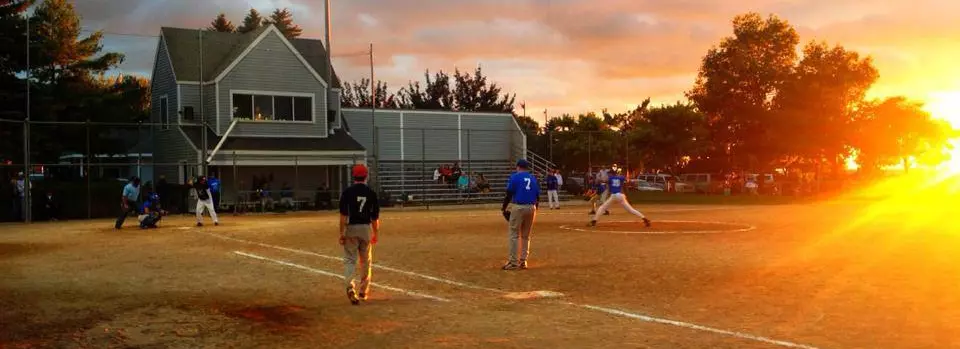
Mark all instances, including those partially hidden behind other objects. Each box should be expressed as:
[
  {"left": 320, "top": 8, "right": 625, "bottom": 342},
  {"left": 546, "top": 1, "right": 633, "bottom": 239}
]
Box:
[
  {"left": 524, "top": 178, "right": 531, "bottom": 190},
  {"left": 357, "top": 196, "right": 367, "bottom": 212}
]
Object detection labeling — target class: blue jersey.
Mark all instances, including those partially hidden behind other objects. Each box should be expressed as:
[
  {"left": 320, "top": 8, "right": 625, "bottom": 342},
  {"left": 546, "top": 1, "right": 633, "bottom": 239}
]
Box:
[
  {"left": 506, "top": 171, "right": 540, "bottom": 205},
  {"left": 208, "top": 178, "right": 221, "bottom": 192},
  {"left": 546, "top": 175, "right": 558, "bottom": 191},
  {"left": 141, "top": 192, "right": 159, "bottom": 213},
  {"left": 608, "top": 175, "right": 626, "bottom": 194}
]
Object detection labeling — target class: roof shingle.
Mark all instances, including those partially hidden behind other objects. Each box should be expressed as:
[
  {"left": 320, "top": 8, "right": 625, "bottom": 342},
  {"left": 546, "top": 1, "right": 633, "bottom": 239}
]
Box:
[{"left": 160, "top": 26, "right": 342, "bottom": 88}]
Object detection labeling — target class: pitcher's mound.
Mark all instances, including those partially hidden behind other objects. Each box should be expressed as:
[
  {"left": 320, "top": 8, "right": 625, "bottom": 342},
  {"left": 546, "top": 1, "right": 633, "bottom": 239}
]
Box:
[{"left": 560, "top": 220, "right": 755, "bottom": 234}]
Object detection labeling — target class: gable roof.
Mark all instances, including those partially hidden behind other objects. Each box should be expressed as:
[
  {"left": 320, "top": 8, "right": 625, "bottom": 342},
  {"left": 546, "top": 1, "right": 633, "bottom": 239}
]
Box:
[{"left": 160, "top": 26, "right": 342, "bottom": 88}]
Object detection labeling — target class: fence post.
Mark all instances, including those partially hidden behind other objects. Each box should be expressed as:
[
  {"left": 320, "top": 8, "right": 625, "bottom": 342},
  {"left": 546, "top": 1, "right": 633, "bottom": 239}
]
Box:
[
  {"left": 466, "top": 129, "right": 471, "bottom": 176},
  {"left": 232, "top": 151, "right": 238, "bottom": 215},
  {"left": 86, "top": 119, "right": 92, "bottom": 219},
  {"left": 588, "top": 132, "right": 593, "bottom": 174},
  {"left": 294, "top": 155, "right": 299, "bottom": 209},
  {"left": 421, "top": 128, "right": 427, "bottom": 210}
]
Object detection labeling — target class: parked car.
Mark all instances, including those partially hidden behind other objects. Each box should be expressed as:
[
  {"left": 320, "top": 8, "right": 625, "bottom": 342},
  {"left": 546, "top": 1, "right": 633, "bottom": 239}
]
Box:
[
  {"left": 679, "top": 173, "right": 721, "bottom": 194},
  {"left": 634, "top": 174, "right": 673, "bottom": 189},
  {"left": 635, "top": 181, "right": 665, "bottom": 192}
]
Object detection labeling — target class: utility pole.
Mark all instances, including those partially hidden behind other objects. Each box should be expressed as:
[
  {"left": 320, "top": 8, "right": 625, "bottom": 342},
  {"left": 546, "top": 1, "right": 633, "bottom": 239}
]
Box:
[
  {"left": 369, "top": 43, "right": 377, "bottom": 190},
  {"left": 199, "top": 30, "right": 207, "bottom": 176},
  {"left": 23, "top": 14, "right": 31, "bottom": 223}
]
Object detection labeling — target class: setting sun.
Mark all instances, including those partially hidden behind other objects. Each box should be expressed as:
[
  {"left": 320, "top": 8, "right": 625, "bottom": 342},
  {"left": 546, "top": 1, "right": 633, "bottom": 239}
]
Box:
[{"left": 927, "top": 91, "right": 960, "bottom": 128}]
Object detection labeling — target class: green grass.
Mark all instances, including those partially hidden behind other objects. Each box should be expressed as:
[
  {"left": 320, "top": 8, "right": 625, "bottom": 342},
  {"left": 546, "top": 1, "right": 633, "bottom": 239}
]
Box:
[{"left": 624, "top": 191, "right": 810, "bottom": 205}]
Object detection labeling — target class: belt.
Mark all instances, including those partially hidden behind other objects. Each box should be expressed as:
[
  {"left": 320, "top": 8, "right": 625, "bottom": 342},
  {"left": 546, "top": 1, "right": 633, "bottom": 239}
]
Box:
[{"left": 513, "top": 203, "right": 535, "bottom": 206}]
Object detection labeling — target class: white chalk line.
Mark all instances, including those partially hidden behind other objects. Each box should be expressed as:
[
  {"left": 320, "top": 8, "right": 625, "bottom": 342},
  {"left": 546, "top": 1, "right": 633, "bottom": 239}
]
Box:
[
  {"left": 206, "top": 232, "right": 821, "bottom": 349},
  {"left": 571, "top": 303, "right": 820, "bottom": 349},
  {"left": 233, "top": 251, "right": 450, "bottom": 302},
  {"left": 202, "top": 231, "right": 504, "bottom": 294},
  {"left": 560, "top": 220, "right": 757, "bottom": 235}
]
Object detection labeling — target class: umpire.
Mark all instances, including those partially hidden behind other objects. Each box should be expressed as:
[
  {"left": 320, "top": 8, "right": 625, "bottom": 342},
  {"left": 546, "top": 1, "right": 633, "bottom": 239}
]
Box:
[
  {"left": 501, "top": 159, "right": 540, "bottom": 270},
  {"left": 115, "top": 177, "right": 141, "bottom": 230},
  {"left": 339, "top": 164, "right": 380, "bottom": 305}
]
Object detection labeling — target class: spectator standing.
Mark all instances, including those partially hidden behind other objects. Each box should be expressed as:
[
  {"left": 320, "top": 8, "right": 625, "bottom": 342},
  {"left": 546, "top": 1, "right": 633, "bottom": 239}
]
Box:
[
  {"left": 12, "top": 172, "right": 25, "bottom": 221},
  {"left": 43, "top": 191, "right": 59, "bottom": 221},
  {"left": 546, "top": 170, "right": 560, "bottom": 209},
  {"left": 477, "top": 173, "right": 490, "bottom": 193},
  {"left": 433, "top": 167, "right": 441, "bottom": 184},
  {"left": 280, "top": 182, "right": 295, "bottom": 208},
  {"left": 115, "top": 177, "right": 141, "bottom": 230},
  {"left": 554, "top": 170, "right": 564, "bottom": 190}
]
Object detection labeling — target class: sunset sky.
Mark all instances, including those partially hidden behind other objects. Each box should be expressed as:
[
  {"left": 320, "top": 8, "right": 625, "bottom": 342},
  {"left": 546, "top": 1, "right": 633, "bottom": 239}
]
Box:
[{"left": 74, "top": 0, "right": 960, "bottom": 126}]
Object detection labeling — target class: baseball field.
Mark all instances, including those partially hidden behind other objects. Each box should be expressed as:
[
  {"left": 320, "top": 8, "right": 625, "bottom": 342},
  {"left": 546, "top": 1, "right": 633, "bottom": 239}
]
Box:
[{"left": 1, "top": 194, "right": 958, "bottom": 348}]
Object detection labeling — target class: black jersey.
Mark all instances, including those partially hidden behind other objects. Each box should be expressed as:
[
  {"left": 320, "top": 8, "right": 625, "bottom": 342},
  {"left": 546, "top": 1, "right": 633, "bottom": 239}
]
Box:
[{"left": 339, "top": 183, "right": 380, "bottom": 225}]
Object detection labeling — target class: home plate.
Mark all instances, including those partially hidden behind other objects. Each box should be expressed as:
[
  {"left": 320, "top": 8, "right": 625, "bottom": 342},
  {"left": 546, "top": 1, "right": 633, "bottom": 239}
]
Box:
[{"left": 502, "top": 291, "right": 565, "bottom": 300}]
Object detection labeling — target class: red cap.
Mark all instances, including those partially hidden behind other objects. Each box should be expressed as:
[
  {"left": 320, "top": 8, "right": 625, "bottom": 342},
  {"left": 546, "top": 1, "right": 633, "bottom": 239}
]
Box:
[{"left": 352, "top": 164, "right": 369, "bottom": 179}]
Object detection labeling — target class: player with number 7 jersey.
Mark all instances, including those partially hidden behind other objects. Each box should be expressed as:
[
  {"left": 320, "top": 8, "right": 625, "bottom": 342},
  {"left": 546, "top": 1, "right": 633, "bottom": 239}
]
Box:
[
  {"left": 339, "top": 164, "right": 381, "bottom": 305},
  {"left": 501, "top": 159, "right": 540, "bottom": 270}
]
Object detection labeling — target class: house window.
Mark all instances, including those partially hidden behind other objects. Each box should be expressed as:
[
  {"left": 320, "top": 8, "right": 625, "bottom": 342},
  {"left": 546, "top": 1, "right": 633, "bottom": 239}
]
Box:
[
  {"left": 160, "top": 96, "right": 169, "bottom": 130},
  {"left": 231, "top": 92, "right": 313, "bottom": 122}
]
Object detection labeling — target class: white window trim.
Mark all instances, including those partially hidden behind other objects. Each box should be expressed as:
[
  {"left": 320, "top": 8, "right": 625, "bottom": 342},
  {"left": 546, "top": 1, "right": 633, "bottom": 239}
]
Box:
[
  {"left": 229, "top": 89, "right": 316, "bottom": 124},
  {"left": 159, "top": 95, "right": 170, "bottom": 130}
]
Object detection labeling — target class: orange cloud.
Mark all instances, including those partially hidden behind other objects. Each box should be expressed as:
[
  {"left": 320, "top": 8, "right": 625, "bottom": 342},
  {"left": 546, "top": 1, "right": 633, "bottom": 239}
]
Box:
[{"left": 80, "top": 0, "right": 960, "bottom": 118}]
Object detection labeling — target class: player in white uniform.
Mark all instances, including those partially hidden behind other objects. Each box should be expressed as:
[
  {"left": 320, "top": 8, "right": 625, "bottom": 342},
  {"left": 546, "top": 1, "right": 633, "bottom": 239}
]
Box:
[{"left": 589, "top": 169, "right": 651, "bottom": 227}]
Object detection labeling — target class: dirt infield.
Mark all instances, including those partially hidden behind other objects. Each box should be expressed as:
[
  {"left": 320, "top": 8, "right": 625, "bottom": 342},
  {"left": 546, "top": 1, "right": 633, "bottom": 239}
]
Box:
[{"left": 2, "top": 202, "right": 958, "bottom": 348}]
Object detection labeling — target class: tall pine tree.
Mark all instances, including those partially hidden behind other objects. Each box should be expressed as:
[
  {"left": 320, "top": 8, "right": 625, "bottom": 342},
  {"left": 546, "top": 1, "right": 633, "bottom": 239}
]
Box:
[
  {"left": 237, "top": 8, "right": 264, "bottom": 33},
  {"left": 266, "top": 8, "right": 302, "bottom": 39},
  {"left": 208, "top": 13, "right": 235, "bottom": 32}
]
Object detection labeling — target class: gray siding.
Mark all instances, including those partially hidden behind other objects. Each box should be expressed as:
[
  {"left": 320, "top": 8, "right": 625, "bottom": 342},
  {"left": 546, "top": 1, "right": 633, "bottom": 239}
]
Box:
[
  {"left": 151, "top": 38, "right": 177, "bottom": 126},
  {"left": 218, "top": 32, "right": 328, "bottom": 137},
  {"left": 343, "top": 109, "right": 518, "bottom": 162},
  {"left": 179, "top": 84, "right": 199, "bottom": 123},
  {"left": 462, "top": 115, "right": 514, "bottom": 161},
  {"left": 402, "top": 112, "right": 458, "bottom": 161},
  {"left": 204, "top": 84, "right": 217, "bottom": 132},
  {"left": 152, "top": 38, "right": 198, "bottom": 183}
]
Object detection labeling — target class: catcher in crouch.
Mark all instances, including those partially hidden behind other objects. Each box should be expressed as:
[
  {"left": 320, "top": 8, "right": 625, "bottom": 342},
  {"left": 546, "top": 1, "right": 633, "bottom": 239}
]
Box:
[{"left": 588, "top": 169, "right": 651, "bottom": 228}]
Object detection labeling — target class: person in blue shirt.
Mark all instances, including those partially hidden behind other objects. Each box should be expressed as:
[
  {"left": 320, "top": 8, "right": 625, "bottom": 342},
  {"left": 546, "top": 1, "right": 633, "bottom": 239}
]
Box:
[
  {"left": 546, "top": 169, "right": 560, "bottom": 209},
  {"left": 114, "top": 177, "right": 141, "bottom": 230},
  {"left": 589, "top": 168, "right": 651, "bottom": 228},
  {"left": 208, "top": 175, "right": 221, "bottom": 210},
  {"left": 139, "top": 191, "right": 164, "bottom": 229},
  {"left": 501, "top": 159, "right": 540, "bottom": 270},
  {"left": 588, "top": 181, "right": 608, "bottom": 215}
]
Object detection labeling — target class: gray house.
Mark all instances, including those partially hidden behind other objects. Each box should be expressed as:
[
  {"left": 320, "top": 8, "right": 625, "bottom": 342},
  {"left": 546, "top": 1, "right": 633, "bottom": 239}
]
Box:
[{"left": 150, "top": 24, "right": 364, "bottom": 205}]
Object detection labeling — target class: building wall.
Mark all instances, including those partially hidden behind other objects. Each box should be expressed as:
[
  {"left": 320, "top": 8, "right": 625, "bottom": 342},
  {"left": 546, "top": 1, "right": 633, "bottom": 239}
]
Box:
[
  {"left": 342, "top": 109, "right": 520, "bottom": 162},
  {"left": 152, "top": 37, "right": 199, "bottom": 183},
  {"left": 218, "top": 32, "right": 329, "bottom": 138}
]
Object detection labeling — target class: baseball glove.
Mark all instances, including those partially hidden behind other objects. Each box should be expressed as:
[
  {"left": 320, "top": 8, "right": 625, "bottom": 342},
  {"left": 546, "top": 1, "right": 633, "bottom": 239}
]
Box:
[{"left": 502, "top": 210, "right": 511, "bottom": 222}]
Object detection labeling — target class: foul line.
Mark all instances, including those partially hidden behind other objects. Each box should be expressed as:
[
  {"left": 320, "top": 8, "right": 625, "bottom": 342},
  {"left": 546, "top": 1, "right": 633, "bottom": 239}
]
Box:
[
  {"left": 233, "top": 251, "right": 450, "bottom": 302},
  {"left": 560, "top": 220, "right": 757, "bottom": 235},
  {"left": 202, "top": 231, "right": 504, "bottom": 293},
  {"left": 206, "top": 232, "right": 821, "bottom": 349},
  {"left": 572, "top": 303, "right": 820, "bottom": 349}
]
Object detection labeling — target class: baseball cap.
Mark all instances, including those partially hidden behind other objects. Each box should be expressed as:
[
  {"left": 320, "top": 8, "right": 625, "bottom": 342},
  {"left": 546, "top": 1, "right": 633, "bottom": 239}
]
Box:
[
  {"left": 352, "top": 164, "right": 369, "bottom": 179},
  {"left": 516, "top": 159, "right": 530, "bottom": 169}
]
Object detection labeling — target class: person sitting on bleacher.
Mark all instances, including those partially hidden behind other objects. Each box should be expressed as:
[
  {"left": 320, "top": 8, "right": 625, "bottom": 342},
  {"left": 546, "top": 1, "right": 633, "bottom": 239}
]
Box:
[
  {"left": 280, "top": 182, "right": 295, "bottom": 208},
  {"left": 476, "top": 173, "right": 490, "bottom": 193}
]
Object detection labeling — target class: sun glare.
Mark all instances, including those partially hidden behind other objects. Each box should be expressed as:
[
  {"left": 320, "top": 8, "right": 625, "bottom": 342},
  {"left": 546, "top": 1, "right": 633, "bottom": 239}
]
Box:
[{"left": 927, "top": 91, "right": 960, "bottom": 129}]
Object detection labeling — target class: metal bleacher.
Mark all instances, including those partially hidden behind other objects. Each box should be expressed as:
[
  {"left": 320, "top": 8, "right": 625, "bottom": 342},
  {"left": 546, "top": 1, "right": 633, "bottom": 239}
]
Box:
[{"left": 376, "top": 151, "right": 576, "bottom": 205}]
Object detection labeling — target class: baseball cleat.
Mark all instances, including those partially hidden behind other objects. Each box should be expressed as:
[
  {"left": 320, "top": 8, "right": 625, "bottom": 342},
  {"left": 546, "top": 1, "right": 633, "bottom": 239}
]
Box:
[
  {"left": 347, "top": 288, "right": 360, "bottom": 305},
  {"left": 214, "top": 222, "right": 219, "bottom": 226},
  {"left": 519, "top": 260, "right": 528, "bottom": 269},
  {"left": 588, "top": 220, "right": 597, "bottom": 227},
  {"left": 501, "top": 263, "right": 521, "bottom": 271},
  {"left": 196, "top": 222, "right": 203, "bottom": 227},
  {"left": 358, "top": 292, "right": 368, "bottom": 301},
  {"left": 643, "top": 218, "right": 651, "bottom": 227}
]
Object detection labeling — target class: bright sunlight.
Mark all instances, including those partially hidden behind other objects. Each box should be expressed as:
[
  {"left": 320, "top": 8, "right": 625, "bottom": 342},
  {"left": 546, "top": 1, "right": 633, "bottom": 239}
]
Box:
[{"left": 926, "top": 91, "right": 960, "bottom": 173}]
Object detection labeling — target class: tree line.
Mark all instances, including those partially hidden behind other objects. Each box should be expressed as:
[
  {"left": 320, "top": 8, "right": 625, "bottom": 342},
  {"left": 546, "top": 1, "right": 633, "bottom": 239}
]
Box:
[
  {"left": 0, "top": 0, "right": 149, "bottom": 165},
  {"left": 0, "top": 2, "right": 952, "bottom": 177},
  {"left": 338, "top": 13, "right": 952, "bottom": 176}
]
